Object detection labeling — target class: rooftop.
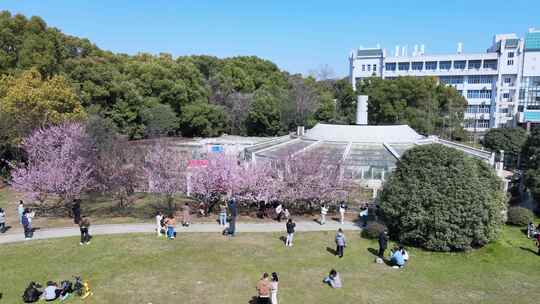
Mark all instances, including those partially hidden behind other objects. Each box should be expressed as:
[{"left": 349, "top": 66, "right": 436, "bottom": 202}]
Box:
[{"left": 304, "top": 123, "right": 425, "bottom": 143}]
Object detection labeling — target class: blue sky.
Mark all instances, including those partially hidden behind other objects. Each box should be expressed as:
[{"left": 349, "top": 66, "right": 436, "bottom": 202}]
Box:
[{"left": 3, "top": 0, "right": 539, "bottom": 77}]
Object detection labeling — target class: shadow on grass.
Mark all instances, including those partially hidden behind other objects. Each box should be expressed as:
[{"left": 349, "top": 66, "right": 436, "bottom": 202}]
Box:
[
  {"left": 248, "top": 296, "right": 258, "bottom": 304},
  {"left": 519, "top": 246, "right": 538, "bottom": 255},
  {"left": 326, "top": 246, "right": 337, "bottom": 256},
  {"left": 279, "top": 235, "right": 287, "bottom": 244}
]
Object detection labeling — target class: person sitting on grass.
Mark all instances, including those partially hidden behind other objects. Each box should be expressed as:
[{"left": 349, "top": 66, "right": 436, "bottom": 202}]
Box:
[
  {"left": 22, "top": 282, "right": 42, "bottom": 303},
  {"left": 41, "top": 281, "right": 61, "bottom": 302},
  {"left": 536, "top": 232, "right": 540, "bottom": 256},
  {"left": 401, "top": 247, "right": 409, "bottom": 262},
  {"left": 391, "top": 246, "right": 406, "bottom": 268},
  {"left": 323, "top": 269, "right": 342, "bottom": 288}
]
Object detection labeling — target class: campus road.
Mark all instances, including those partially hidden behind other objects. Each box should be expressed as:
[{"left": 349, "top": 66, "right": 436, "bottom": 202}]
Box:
[{"left": 0, "top": 220, "right": 362, "bottom": 244}]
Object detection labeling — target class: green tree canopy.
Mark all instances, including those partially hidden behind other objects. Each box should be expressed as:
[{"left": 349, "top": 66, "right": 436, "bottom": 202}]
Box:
[
  {"left": 357, "top": 76, "right": 467, "bottom": 138},
  {"left": 379, "top": 144, "right": 505, "bottom": 252},
  {"left": 483, "top": 127, "right": 527, "bottom": 168},
  {"left": 179, "top": 103, "right": 230, "bottom": 137}
]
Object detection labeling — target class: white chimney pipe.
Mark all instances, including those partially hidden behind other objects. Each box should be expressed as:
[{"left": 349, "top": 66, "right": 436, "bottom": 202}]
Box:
[
  {"left": 401, "top": 46, "right": 406, "bottom": 57},
  {"left": 420, "top": 44, "right": 425, "bottom": 55},
  {"left": 457, "top": 42, "right": 463, "bottom": 54},
  {"left": 395, "top": 45, "right": 400, "bottom": 57},
  {"left": 356, "top": 95, "right": 369, "bottom": 125},
  {"left": 413, "top": 44, "right": 418, "bottom": 56}
]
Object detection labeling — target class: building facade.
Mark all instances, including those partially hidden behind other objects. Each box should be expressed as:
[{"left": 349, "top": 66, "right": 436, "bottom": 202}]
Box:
[{"left": 349, "top": 28, "right": 540, "bottom": 133}]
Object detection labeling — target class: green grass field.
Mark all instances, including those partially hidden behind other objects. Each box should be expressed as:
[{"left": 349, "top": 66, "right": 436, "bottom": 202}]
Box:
[{"left": 1, "top": 226, "right": 539, "bottom": 304}]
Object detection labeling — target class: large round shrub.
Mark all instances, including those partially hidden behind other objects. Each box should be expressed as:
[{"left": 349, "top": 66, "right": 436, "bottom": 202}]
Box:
[
  {"left": 506, "top": 207, "right": 533, "bottom": 226},
  {"left": 361, "top": 222, "right": 387, "bottom": 239},
  {"left": 379, "top": 144, "right": 505, "bottom": 252}
]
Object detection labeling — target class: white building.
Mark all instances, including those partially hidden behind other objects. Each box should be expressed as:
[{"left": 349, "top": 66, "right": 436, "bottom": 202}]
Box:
[{"left": 349, "top": 28, "right": 540, "bottom": 133}]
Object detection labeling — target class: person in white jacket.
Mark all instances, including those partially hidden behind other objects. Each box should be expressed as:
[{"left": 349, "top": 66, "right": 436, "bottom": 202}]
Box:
[
  {"left": 155, "top": 211, "right": 163, "bottom": 236},
  {"left": 320, "top": 204, "right": 328, "bottom": 225},
  {"left": 270, "top": 272, "right": 279, "bottom": 304}
]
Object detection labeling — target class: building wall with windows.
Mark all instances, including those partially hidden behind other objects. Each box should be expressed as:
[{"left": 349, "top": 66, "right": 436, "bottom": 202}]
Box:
[{"left": 349, "top": 28, "right": 540, "bottom": 132}]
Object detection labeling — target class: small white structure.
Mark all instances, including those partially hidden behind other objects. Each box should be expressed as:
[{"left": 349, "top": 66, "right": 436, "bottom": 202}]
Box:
[{"left": 356, "top": 95, "right": 369, "bottom": 125}]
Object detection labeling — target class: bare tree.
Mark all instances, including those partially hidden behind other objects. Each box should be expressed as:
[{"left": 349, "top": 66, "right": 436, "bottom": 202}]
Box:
[
  {"left": 309, "top": 64, "right": 335, "bottom": 81},
  {"left": 288, "top": 76, "right": 319, "bottom": 126}
]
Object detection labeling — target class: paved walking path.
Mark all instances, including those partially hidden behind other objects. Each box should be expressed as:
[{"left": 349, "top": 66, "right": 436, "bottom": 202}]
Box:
[{"left": 0, "top": 220, "right": 362, "bottom": 244}]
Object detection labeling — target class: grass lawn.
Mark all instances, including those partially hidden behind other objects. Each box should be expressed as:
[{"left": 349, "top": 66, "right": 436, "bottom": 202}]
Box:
[{"left": 1, "top": 226, "right": 539, "bottom": 303}]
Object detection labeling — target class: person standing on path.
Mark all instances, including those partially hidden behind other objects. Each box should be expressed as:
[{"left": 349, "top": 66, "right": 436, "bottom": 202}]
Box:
[
  {"left": 256, "top": 272, "right": 271, "bottom": 304},
  {"left": 285, "top": 218, "right": 296, "bottom": 247},
  {"left": 79, "top": 216, "right": 91, "bottom": 245},
  {"left": 155, "top": 211, "right": 163, "bottom": 236},
  {"left": 18, "top": 201, "right": 24, "bottom": 224},
  {"left": 182, "top": 203, "right": 192, "bottom": 227},
  {"left": 228, "top": 198, "right": 237, "bottom": 236},
  {"left": 22, "top": 210, "right": 32, "bottom": 240},
  {"left": 320, "top": 204, "right": 328, "bottom": 225},
  {"left": 378, "top": 230, "right": 388, "bottom": 258},
  {"left": 72, "top": 199, "right": 81, "bottom": 224},
  {"left": 219, "top": 201, "right": 227, "bottom": 226},
  {"left": 338, "top": 201, "right": 347, "bottom": 225},
  {"left": 165, "top": 215, "right": 176, "bottom": 239},
  {"left": 270, "top": 272, "right": 279, "bottom": 304},
  {"left": 0, "top": 208, "right": 6, "bottom": 233},
  {"left": 335, "top": 228, "right": 346, "bottom": 258}
]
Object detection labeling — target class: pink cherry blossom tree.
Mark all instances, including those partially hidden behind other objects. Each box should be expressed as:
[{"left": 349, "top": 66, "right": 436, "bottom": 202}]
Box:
[
  {"left": 142, "top": 141, "right": 187, "bottom": 212},
  {"left": 10, "top": 123, "right": 96, "bottom": 206},
  {"left": 189, "top": 153, "right": 240, "bottom": 211}
]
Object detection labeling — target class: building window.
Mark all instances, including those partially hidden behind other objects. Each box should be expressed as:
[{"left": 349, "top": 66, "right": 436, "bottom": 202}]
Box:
[
  {"left": 467, "top": 89, "right": 492, "bottom": 99},
  {"left": 439, "top": 61, "right": 451, "bottom": 70},
  {"left": 508, "top": 52, "right": 514, "bottom": 58},
  {"left": 412, "top": 62, "right": 423, "bottom": 70},
  {"left": 483, "top": 60, "right": 498, "bottom": 69},
  {"left": 507, "top": 59, "right": 514, "bottom": 65},
  {"left": 468, "top": 75, "right": 493, "bottom": 84},
  {"left": 398, "top": 62, "right": 410, "bottom": 71},
  {"left": 385, "top": 63, "right": 396, "bottom": 71},
  {"left": 457, "top": 90, "right": 463, "bottom": 96},
  {"left": 503, "top": 93, "right": 510, "bottom": 99},
  {"left": 468, "top": 60, "right": 482, "bottom": 69},
  {"left": 466, "top": 105, "right": 490, "bottom": 114},
  {"left": 477, "top": 119, "right": 490, "bottom": 128},
  {"left": 367, "top": 64, "right": 371, "bottom": 71},
  {"left": 440, "top": 76, "right": 464, "bottom": 85},
  {"left": 425, "top": 61, "right": 437, "bottom": 70},
  {"left": 454, "top": 61, "right": 466, "bottom": 69},
  {"left": 373, "top": 64, "right": 377, "bottom": 72},
  {"left": 362, "top": 65, "right": 365, "bottom": 71}
]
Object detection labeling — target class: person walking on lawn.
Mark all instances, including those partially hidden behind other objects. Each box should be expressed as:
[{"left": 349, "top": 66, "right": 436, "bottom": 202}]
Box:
[
  {"left": 338, "top": 201, "right": 347, "bottom": 225},
  {"left": 335, "top": 228, "right": 346, "bottom": 258},
  {"left": 285, "top": 218, "right": 296, "bottom": 247},
  {"left": 79, "top": 216, "right": 91, "bottom": 245},
  {"left": 378, "top": 230, "right": 388, "bottom": 258}
]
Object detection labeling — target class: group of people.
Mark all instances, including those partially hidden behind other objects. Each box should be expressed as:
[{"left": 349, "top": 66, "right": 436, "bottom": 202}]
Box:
[
  {"left": 257, "top": 201, "right": 290, "bottom": 223},
  {"left": 255, "top": 272, "right": 279, "bottom": 304},
  {"left": 378, "top": 230, "right": 409, "bottom": 268},
  {"left": 156, "top": 212, "right": 177, "bottom": 239},
  {"left": 319, "top": 201, "right": 348, "bottom": 225},
  {"left": 18, "top": 201, "right": 35, "bottom": 240},
  {"left": 22, "top": 277, "right": 89, "bottom": 303}
]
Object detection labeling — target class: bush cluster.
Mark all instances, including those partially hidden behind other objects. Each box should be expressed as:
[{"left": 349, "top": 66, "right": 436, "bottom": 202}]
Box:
[
  {"left": 361, "top": 222, "right": 387, "bottom": 239},
  {"left": 506, "top": 207, "right": 534, "bottom": 226}
]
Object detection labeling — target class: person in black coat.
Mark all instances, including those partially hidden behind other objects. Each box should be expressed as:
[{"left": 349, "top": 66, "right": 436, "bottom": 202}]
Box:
[
  {"left": 378, "top": 230, "right": 388, "bottom": 258},
  {"left": 227, "top": 198, "right": 237, "bottom": 235},
  {"left": 72, "top": 199, "right": 81, "bottom": 224}
]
